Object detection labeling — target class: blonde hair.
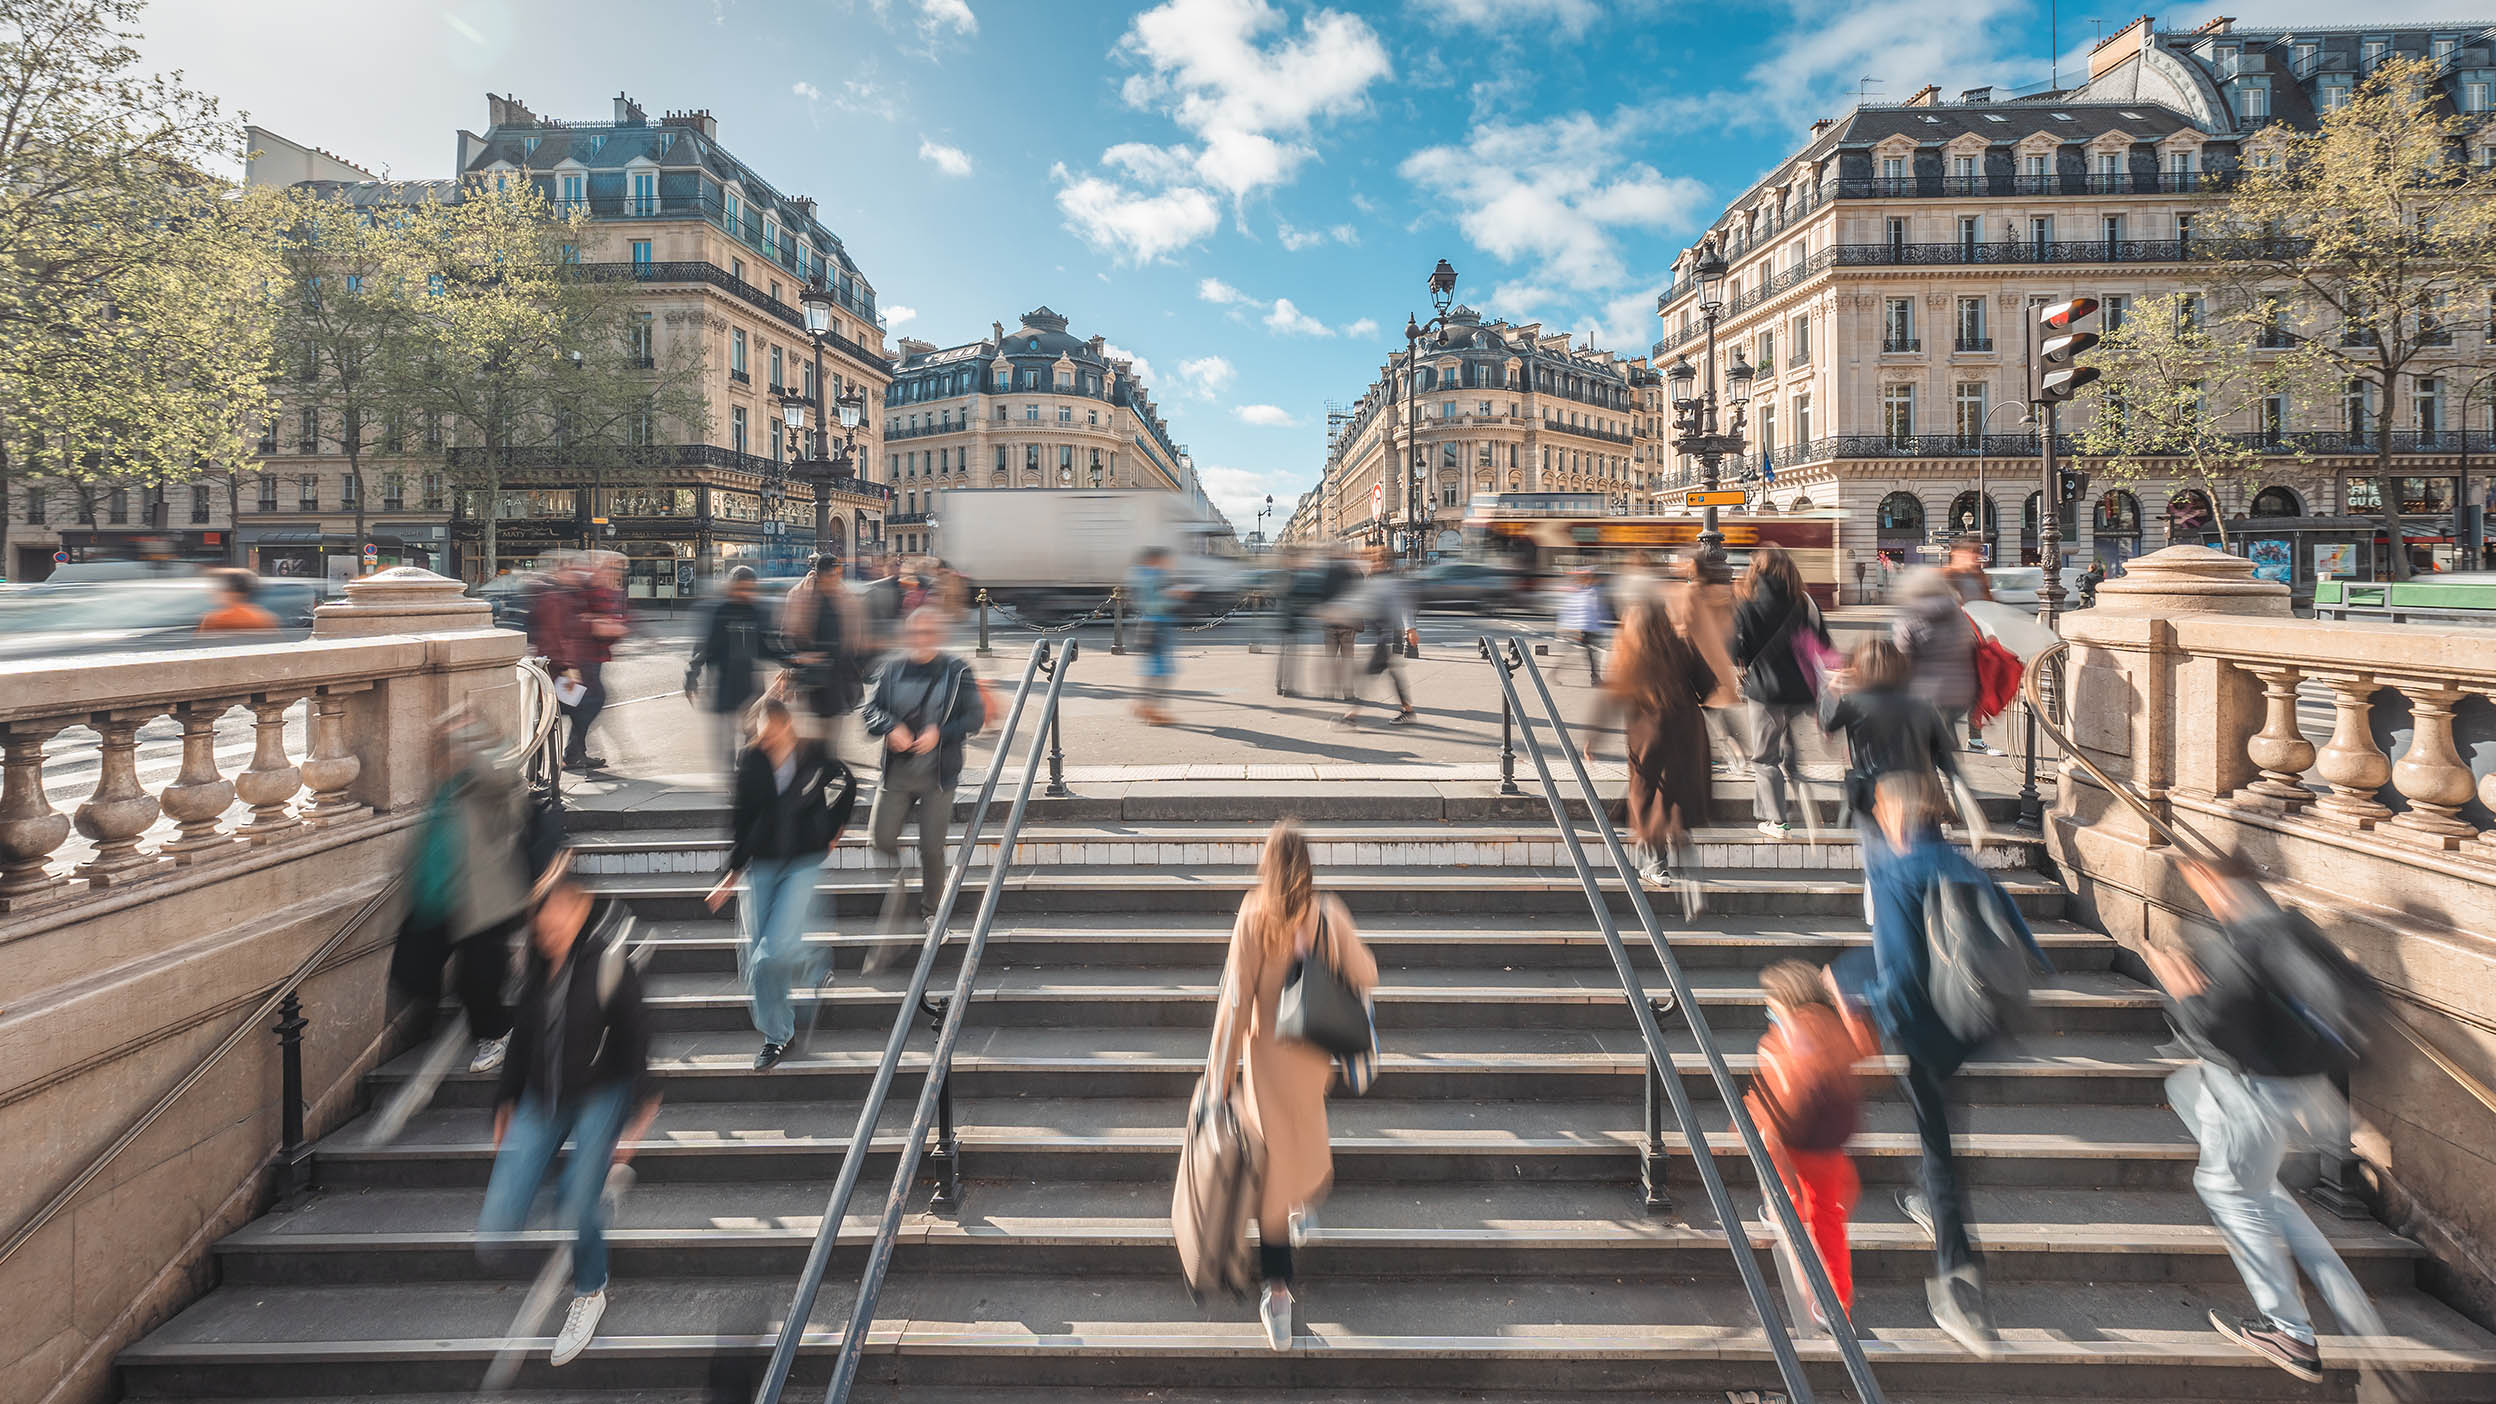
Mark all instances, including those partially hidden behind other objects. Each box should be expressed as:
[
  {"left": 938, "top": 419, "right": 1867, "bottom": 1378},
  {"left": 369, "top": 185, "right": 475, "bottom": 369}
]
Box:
[{"left": 1249, "top": 818, "right": 1316, "bottom": 961}]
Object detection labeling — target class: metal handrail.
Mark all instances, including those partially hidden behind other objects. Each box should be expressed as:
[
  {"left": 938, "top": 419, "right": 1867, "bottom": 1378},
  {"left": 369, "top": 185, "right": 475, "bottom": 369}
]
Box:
[
  {"left": 501, "top": 657, "right": 562, "bottom": 789},
  {"left": 0, "top": 872, "right": 405, "bottom": 1269},
  {"left": 1486, "top": 637, "right": 1886, "bottom": 1404},
  {"left": 751, "top": 639, "right": 1057, "bottom": 1404},
  {"left": 820, "top": 639, "right": 1080, "bottom": 1403},
  {"left": 2020, "top": 641, "right": 2496, "bottom": 1119}
]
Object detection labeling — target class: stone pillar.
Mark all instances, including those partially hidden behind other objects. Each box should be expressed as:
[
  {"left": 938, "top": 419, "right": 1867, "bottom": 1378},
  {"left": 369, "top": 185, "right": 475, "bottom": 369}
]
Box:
[{"left": 312, "top": 567, "right": 524, "bottom": 813}]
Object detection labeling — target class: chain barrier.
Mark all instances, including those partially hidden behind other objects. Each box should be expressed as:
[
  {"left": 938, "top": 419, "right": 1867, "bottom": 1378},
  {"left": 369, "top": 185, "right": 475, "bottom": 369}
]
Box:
[
  {"left": 1175, "top": 591, "right": 1271, "bottom": 632},
  {"left": 986, "top": 593, "right": 1117, "bottom": 635}
]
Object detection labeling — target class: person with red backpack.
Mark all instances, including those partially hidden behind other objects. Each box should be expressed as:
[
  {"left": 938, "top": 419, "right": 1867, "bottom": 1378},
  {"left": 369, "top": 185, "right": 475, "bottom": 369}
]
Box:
[{"left": 1745, "top": 959, "right": 1880, "bottom": 1318}]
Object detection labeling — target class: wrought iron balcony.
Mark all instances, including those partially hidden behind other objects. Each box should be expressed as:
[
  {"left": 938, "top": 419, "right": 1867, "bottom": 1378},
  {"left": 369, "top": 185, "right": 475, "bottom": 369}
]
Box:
[
  {"left": 729, "top": 369, "right": 751, "bottom": 385},
  {"left": 1954, "top": 336, "right": 1996, "bottom": 353},
  {"left": 1828, "top": 170, "right": 2233, "bottom": 200},
  {"left": 1881, "top": 336, "right": 1922, "bottom": 354},
  {"left": 886, "top": 511, "right": 930, "bottom": 526},
  {"left": 582, "top": 260, "right": 892, "bottom": 371}
]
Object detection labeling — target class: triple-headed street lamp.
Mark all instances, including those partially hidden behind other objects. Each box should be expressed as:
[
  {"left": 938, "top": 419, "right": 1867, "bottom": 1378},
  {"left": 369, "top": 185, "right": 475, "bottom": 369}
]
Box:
[
  {"left": 786, "top": 280, "right": 870, "bottom": 562},
  {"left": 1398, "top": 258, "right": 1461, "bottom": 575},
  {"left": 1662, "top": 235, "right": 1753, "bottom": 575}
]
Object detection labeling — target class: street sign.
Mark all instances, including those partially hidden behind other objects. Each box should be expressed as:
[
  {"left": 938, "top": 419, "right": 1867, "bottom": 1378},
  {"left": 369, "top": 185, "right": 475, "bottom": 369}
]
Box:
[
  {"left": 1686, "top": 489, "right": 1749, "bottom": 508},
  {"left": 1370, "top": 483, "right": 1385, "bottom": 515},
  {"left": 52, "top": 549, "right": 68, "bottom": 564}
]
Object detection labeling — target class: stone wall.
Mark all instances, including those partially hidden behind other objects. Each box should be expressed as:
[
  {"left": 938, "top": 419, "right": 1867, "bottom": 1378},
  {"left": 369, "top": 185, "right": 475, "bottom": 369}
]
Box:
[
  {"left": 0, "top": 570, "right": 529, "bottom": 1404},
  {"left": 2049, "top": 545, "right": 2496, "bottom": 1323}
]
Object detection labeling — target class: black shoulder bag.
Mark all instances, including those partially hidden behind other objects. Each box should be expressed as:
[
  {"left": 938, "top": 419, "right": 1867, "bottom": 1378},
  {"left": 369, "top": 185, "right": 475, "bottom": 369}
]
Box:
[{"left": 1275, "top": 909, "right": 1373, "bottom": 1059}]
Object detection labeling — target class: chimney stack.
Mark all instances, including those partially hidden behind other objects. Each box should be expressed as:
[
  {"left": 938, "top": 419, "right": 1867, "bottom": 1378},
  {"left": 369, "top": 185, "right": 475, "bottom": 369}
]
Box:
[
  {"left": 1904, "top": 83, "right": 1941, "bottom": 107},
  {"left": 613, "top": 93, "right": 647, "bottom": 125}
]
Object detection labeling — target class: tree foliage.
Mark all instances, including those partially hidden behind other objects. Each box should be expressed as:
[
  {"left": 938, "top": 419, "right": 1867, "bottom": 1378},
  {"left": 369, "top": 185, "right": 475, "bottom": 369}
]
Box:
[{"left": 2203, "top": 53, "right": 2496, "bottom": 576}]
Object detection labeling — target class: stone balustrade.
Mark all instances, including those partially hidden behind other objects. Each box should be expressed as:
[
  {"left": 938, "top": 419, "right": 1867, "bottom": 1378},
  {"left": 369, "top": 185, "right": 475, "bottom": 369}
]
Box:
[
  {"left": 0, "top": 569, "right": 528, "bottom": 916},
  {"left": 2052, "top": 545, "right": 2496, "bottom": 1317}
]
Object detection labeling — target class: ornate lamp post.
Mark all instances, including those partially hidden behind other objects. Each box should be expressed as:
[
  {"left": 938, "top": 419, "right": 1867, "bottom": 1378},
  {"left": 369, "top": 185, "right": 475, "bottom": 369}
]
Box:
[
  {"left": 1256, "top": 493, "right": 1274, "bottom": 551},
  {"left": 1399, "top": 258, "right": 1461, "bottom": 571},
  {"left": 1662, "top": 236, "right": 1753, "bottom": 574},
  {"left": 798, "top": 283, "right": 869, "bottom": 558}
]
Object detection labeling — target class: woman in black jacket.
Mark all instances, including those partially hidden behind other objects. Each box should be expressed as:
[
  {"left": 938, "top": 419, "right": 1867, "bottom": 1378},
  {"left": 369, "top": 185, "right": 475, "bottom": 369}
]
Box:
[
  {"left": 1820, "top": 637, "right": 1962, "bottom": 855},
  {"left": 1730, "top": 546, "right": 1832, "bottom": 837},
  {"left": 477, "top": 866, "right": 659, "bottom": 1367},
  {"left": 704, "top": 696, "right": 857, "bottom": 1069}
]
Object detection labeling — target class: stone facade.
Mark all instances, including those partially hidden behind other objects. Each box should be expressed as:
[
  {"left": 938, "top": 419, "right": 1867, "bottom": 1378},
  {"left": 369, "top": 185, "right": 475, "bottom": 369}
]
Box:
[
  {"left": 879, "top": 308, "right": 1216, "bottom": 557},
  {"left": 1654, "top": 17, "right": 2496, "bottom": 599},
  {"left": 1315, "top": 307, "right": 1665, "bottom": 551}
]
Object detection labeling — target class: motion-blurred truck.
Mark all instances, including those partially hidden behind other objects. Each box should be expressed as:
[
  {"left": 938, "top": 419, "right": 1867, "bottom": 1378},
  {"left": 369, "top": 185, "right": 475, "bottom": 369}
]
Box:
[{"left": 935, "top": 488, "right": 1246, "bottom": 619}]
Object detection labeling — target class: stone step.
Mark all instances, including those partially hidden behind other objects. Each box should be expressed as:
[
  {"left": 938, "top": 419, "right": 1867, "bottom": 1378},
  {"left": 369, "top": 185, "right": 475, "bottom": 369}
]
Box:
[
  {"left": 374, "top": 1025, "right": 2183, "bottom": 1107},
  {"left": 211, "top": 1178, "right": 2428, "bottom": 1290},
  {"left": 113, "top": 1272, "right": 2496, "bottom": 1400},
  {"left": 569, "top": 823, "right": 2036, "bottom": 876},
  {"left": 582, "top": 866, "right": 2071, "bottom": 921},
  {"left": 627, "top": 914, "right": 2126, "bottom": 975},
  {"left": 313, "top": 1095, "right": 2207, "bottom": 1192}
]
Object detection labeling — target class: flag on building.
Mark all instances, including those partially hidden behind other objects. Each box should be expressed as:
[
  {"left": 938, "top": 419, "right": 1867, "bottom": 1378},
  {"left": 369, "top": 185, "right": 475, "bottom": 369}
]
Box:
[{"left": 1760, "top": 450, "right": 1775, "bottom": 486}]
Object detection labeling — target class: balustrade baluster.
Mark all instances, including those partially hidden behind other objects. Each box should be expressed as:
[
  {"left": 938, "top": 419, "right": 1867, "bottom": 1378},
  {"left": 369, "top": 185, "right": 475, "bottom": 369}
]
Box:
[
  {"left": 74, "top": 710, "right": 164, "bottom": 887},
  {"left": 2385, "top": 681, "right": 2477, "bottom": 846},
  {"left": 0, "top": 722, "right": 72, "bottom": 911},
  {"left": 160, "top": 701, "right": 239, "bottom": 862},
  {"left": 2236, "top": 664, "right": 2316, "bottom": 810},
  {"left": 299, "top": 687, "right": 369, "bottom": 827},
  {"left": 2311, "top": 674, "right": 2393, "bottom": 827},
  {"left": 234, "top": 695, "right": 304, "bottom": 843}
]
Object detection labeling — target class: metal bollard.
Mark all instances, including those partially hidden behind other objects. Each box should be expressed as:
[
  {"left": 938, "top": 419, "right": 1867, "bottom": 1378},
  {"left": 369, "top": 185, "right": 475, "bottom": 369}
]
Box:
[
  {"left": 1109, "top": 587, "right": 1126, "bottom": 655},
  {"left": 273, "top": 992, "right": 314, "bottom": 1201},
  {"left": 975, "top": 589, "right": 993, "bottom": 656}
]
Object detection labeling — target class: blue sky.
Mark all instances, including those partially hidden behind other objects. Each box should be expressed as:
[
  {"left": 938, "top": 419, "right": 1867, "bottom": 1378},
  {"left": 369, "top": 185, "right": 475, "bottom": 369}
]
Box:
[{"left": 145, "top": 0, "right": 2344, "bottom": 529}]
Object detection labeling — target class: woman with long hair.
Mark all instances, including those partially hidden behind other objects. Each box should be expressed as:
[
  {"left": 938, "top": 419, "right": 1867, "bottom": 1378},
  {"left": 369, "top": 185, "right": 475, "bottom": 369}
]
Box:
[
  {"left": 1607, "top": 598, "right": 1718, "bottom": 887},
  {"left": 1732, "top": 545, "right": 1833, "bottom": 839},
  {"left": 1204, "top": 819, "right": 1379, "bottom": 1349}
]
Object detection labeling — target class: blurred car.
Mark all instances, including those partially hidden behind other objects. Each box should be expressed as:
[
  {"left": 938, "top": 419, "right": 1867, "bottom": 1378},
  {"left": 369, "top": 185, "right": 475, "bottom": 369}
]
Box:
[
  {"left": 0, "top": 576, "right": 335, "bottom": 662},
  {"left": 1410, "top": 559, "right": 1533, "bottom": 612},
  {"left": 471, "top": 572, "right": 546, "bottom": 631}
]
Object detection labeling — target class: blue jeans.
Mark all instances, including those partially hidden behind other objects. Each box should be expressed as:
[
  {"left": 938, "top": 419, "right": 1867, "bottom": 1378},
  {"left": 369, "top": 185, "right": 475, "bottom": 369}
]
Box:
[
  {"left": 741, "top": 854, "right": 826, "bottom": 1045},
  {"left": 477, "top": 1083, "right": 633, "bottom": 1293},
  {"left": 2171, "top": 1062, "right": 2383, "bottom": 1345}
]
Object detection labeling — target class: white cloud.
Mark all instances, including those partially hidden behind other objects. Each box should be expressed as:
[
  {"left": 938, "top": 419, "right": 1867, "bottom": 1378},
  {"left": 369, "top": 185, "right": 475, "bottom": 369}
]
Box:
[
  {"left": 1343, "top": 317, "right": 1379, "bottom": 339},
  {"left": 1098, "top": 340, "right": 1157, "bottom": 389},
  {"left": 1195, "top": 462, "right": 1305, "bottom": 531},
  {"left": 792, "top": 81, "right": 822, "bottom": 102},
  {"left": 1118, "top": 0, "right": 1393, "bottom": 202},
  {"left": 1263, "top": 298, "right": 1330, "bottom": 337},
  {"left": 1401, "top": 109, "right": 1708, "bottom": 290},
  {"left": 916, "top": 0, "right": 977, "bottom": 38},
  {"left": 1413, "top": 0, "right": 1605, "bottom": 35},
  {"left": 1731, "top": 0, "right": 2029, "bottom": 129},
  {"left": 1197, "top": 277, "right": 1249, "bottom": 306},
  {"left": 1235, "top": 404, "right": 1299, "bottom": 427},
  {"left": 918, "top": 136, "right": 974, "bottom": 177},
  {"left": 1328, "top": 222, "right": 1359, "bottom": 244},
  {"left": 1276, "top": 220, "right": 1328, "bottom": 251},
  {"left": 834, "top": 68, "right": 902, "bottom": 121},
  {"left": 1051, "top": 164, "right": 1221, "bottom": 264},
  {"left": 885, "top": 305, "right": 919, "bottom": 328},
  {"left": 1174, "top": 355, "right": 1237, "bottom": 399}
]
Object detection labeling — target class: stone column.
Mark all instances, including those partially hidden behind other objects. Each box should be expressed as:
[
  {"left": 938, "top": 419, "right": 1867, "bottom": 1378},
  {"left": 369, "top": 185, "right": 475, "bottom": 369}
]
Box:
[
  {"left": 2311, "top": 674, "right": 2395, "bottom": 828},
  {"left": 312, "top": 566, "right": 523, "bottom": 814},
  {"left": 159, "top": 701, "right": 239, "bottom": 862},
  {"left": 74, "top": 708, "right": 165, "bottom": 887},
  {"left": 0, "top": 722, "right": 71, "bottom": 911},
  {"left": 2383, "top": 681, "right": 2476, "bottom": 845},
  {"left": 2235, "top": 664, "right": 2316, "bottom": 811},
  {"left": 234, "top": 696, "right": 304, "bottom": 844}
]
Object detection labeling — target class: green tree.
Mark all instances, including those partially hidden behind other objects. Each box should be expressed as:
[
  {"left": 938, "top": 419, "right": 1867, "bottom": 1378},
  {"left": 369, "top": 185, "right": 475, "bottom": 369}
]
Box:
[
  {"left": 2204, "top": 53, "right": 2496, "bottom": 578},
  {"left": 0, "top": 0, "right": 279, "bottom": 573},
  {"left": 2075, "top": 291, "right": 2325, "bottom": 549},
  {"left": 397, "top": 182, "right": 709, "bottom": 577}
]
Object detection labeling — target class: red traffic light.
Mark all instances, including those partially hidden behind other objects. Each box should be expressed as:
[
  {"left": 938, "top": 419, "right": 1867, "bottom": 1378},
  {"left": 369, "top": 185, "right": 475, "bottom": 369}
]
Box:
[{"left": 2039, "top": 297, "right": 2099, "bottom": 330}]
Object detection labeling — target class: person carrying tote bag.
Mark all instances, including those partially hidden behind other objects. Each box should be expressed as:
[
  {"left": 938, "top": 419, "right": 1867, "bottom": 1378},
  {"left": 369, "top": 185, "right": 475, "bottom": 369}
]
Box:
[{"left": 1199, "top": 819, "right": 1378, "bottom": 1350}]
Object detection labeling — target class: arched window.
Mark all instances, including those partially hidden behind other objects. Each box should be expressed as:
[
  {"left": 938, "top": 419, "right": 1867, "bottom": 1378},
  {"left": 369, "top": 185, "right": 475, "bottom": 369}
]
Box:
[
  {"left": 2251, "top": 485, "right": 2303, "bottom": 517},
  {"left": 2168, "top": 488, "right": 2215, "bottom": 540},
  {"left": 1947, "top": 490, "right": 1998, "bottom": 545},
  {"left": 2094, "top": 489, "right": 2142, "bottom": 534},
  {"left": 1876, "top": 491, "right": 1924, "bottom": 562}
]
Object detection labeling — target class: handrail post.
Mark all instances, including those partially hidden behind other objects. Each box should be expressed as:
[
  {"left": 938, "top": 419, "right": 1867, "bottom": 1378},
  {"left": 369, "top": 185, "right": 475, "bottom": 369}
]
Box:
[
  {"left": 924, "top": 993, "right": 963, "bottom": 1214},
  {"left": 1641, "top": 1038, "right": 1671, "bottom": 1212},
  {"left": 1480, "top": 637, "right": 1520, "bottom": 797},
  {"left": 1044, "top": 671, "right": 1069, "bottom": 799},
  {"left": 975, "top": 589, "right": 993, "bottom": 657},
  {"left": 273, "top": 992, "right": 313, "bottom": 1202},
  {"left": 1109, "top": 585, "right": 1126, "bottom": 655}
]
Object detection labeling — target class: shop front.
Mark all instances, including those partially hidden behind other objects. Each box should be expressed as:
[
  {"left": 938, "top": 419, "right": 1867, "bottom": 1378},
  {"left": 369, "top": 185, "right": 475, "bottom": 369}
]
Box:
[{"left": 238, "top": 530, "right": 410, "bottom": 580}]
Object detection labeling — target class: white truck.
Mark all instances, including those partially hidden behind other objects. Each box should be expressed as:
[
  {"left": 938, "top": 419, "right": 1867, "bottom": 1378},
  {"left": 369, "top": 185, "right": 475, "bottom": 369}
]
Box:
[{"left": 934, "top": 488, "right": 1246, "bottom": 619}]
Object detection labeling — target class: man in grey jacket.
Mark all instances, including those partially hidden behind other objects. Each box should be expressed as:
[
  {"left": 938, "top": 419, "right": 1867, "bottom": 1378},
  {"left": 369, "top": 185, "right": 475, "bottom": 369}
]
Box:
[{"left": 861, "top": 609, "right": 981, "bottom": 948}]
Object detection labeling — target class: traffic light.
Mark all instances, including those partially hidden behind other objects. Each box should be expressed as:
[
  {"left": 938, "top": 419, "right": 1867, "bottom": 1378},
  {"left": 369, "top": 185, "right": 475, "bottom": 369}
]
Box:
[
  {"left": 2058, "top": 469, "right": 2087, "bottom": 503},
  {"left": 2032, "top": 297, "right": 2102, "bottom": 406}
]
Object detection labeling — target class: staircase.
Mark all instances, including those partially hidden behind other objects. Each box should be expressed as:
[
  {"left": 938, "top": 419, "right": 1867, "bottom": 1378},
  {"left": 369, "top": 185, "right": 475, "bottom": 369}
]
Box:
[{"left": 115, "top": 785, "right": 2496, "bottom": 1403}]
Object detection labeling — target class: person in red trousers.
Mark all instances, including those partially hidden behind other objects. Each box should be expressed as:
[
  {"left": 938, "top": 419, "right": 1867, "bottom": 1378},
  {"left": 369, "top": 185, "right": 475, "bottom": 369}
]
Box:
[{"left": 1745, "top": 959, "right": 1880, "bottom": 1318}]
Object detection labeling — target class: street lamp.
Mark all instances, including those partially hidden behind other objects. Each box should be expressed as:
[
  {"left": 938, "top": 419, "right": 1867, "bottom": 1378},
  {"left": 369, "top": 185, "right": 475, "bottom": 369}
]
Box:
[
  {"left": 1663, "top": 234, "right": 1749, "bottom": 572},
  {"left": 797, "top": 281, "right": 872, "bottom": 558},
  {"left": 1256, "top": 492, "right": 1275, "bottom": 551},
  {"left": 1396, "top": 258, "right": 1460, "bottom": 651}
]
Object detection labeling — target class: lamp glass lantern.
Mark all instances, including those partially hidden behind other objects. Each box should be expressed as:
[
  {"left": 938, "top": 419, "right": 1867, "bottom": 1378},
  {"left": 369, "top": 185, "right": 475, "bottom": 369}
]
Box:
[
  {"left": 801, "top": 284, "right": 835, "bottom": 337},
  {"left": 1427, "top": 258, "right": 1458, "bottom": 314},
  {"left": 1665, "top": 356, "right": 1697, "bottom": 408},
  {"left": 1693, "top": 243, "right": 1729, "bottom": 312},
  {"left": 1725, "top": 350, "right": 1756, "bottom": 404},
  {"left": 836, "top": 384, "right": 863, "bottom": 431}
]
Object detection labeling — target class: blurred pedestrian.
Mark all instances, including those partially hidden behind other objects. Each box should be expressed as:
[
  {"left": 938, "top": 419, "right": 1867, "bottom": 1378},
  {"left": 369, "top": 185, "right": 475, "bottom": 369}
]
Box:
[
  {"left": 1203, "top": 819, "right": 1378, "bottom": 1349},
  {"left": 539, "top": 555, "right": 630, "bottom": 772},
  {"left": 1943, "top": 536, "right": 1994, "bottom": 603},
  {"left": 1128, "top": 545, "right": 1182, "bottom": 726},
  {"left": 1664, "top": 551, "right": 1746, "bottom": 774},
  {"left": 779, "top": 552, "right": 866, "bottom": 749},
  {"left": 1336, "top": 552, "right": 1415, "bottom": 729},
  {"left": 687, "top": 566, "right": 789, "bottom": 780},
  {"left": 1820, "top": 637, "right": 1962, "bottom": 844},
  {"left": 196, "top": 568, "right": 279, "bottom": 633},
  {"left": 859, "top": 552, "right": 904, "bottom": 662},
  {"left": 390, "top": 718, "right": 529, "bottom": 1073},
  {"left": 1830, "top": 772, "right": 2047, "bottom": 1357},
  {"left": 1746, "top": 959, "right": 1879, "bottom": 1321},
  {"left": 1732, "top": 546, "right": 1833, "bottom": 839},
  {"left": 1607, "top": 599, "right": 1715, "bottom": 886},
  {"left": 2149, "top": 855, "right": 2392, "bottom": 1384},
  {"left": 861, "top": 608, "right": 981, "bottom": 944},
  {"left": 704, "top": 696, "right": 857, "bottom": 1070},
  {"left": 1895, "top": 567, "right": 1984, "bottom": 754},
  {"left": 1558, "top": 569, "right": 1610, "bottom": 684},
  {"left": 477, "top": 862, "right": 659, "bottom": 1367}
]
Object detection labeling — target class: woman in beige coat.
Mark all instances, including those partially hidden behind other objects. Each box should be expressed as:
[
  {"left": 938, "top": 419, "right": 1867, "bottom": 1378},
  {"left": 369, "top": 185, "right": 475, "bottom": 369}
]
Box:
[{"left": 1206, "top": 819, "right": 1379, "bottom": 1349}]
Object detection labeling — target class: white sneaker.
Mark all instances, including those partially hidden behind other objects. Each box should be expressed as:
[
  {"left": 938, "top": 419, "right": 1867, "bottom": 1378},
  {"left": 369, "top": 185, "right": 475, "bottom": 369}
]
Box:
[
  {"left": 1259, "top": 1283, "right": 1292, "bottom": 1350},
  {"left": 469, "top": 1033, "right": 510, "bottom": 1074},
  {"left": 1288, "top": 1207, "right": 1316, "bottom": 1246},
  {"left": 1756, "top": 821, "right": 1789, "bottom": 841},
  {"left": 549, "top": 1287, "right": 606, "bottom": 1366}
]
